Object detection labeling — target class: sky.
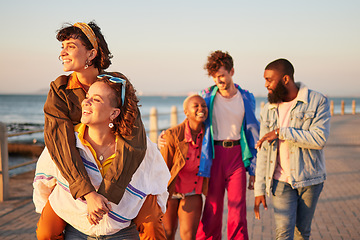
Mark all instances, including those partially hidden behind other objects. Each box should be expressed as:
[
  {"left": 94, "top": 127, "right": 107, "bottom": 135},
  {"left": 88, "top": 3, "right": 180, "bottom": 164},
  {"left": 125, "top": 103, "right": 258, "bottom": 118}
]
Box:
[{"left": 0, "top": 0, "right": 359, "bottom": 97}]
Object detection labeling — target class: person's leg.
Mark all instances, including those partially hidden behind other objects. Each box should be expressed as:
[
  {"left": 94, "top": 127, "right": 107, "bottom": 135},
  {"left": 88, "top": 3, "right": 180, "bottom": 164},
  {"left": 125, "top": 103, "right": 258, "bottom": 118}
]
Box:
[
  {"left": 162, "top": 198, "right": 180, "bottom": 240},
  {"left": 294, "top": 183, "right": 324, "bottom": 240},
  {"left": 36, "top": 200, "right": 67, "bottom": 240},
  {"left": 178, "top": 194, "right": 202, "bottom": 240},
  {"left": 104, "top": 223, "right": 140, "bottom": 240},
  {"left": 64, "top": 225, "right": 87, "bottom": 240},
  {"left": 196, "top": 145, "right": 226, "bottom": 239},
  {"left": 272, "top": 180, "right": 298, "bottom": 240},
  {"left": 226, "top": 163, "right": 248, "bottom": 240},
  {"left": 133, "top": 195, "right": 167, "bottom": 240},
  {"left": 65, "top": 223, "right": 140, "bottom": 240}
]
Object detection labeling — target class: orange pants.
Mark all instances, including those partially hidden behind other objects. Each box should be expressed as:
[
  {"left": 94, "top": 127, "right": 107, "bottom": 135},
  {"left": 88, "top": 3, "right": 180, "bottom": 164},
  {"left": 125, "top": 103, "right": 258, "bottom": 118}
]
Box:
[
  {"left": 36, "top": 201, "right": 66, "bottom": 240},
  {"left": 134, "top": 195, "right": 166, "bottom": 240},
  {"left": 36, "top": 195, "right": 166, "bottom": 240}
]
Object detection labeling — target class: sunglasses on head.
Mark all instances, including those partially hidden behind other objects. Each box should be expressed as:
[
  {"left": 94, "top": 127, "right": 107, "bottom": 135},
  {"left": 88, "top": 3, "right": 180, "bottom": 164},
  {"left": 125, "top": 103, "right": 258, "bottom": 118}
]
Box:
[{"left": 97, "top": 74, "right": 126, "bottom": 106}]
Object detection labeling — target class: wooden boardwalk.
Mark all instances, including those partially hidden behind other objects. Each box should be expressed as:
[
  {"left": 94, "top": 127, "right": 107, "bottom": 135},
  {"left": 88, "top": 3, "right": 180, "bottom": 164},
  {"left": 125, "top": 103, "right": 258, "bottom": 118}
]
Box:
[{"left": 1, "top": 115, "right": 360, "bottom": 239}]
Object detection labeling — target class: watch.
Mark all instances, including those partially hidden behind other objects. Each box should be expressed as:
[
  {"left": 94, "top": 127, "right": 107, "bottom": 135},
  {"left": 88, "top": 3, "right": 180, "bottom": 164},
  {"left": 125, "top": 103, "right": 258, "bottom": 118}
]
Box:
[{"left": 275, "top": 129, "right": 279, "bottom": 136}]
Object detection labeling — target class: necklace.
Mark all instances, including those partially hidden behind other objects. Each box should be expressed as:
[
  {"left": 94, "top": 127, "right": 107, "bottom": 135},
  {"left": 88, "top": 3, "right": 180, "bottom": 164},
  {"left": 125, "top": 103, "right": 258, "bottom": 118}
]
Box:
[{"left": 98, "top": 142, "right": 114, "bottom": 161}]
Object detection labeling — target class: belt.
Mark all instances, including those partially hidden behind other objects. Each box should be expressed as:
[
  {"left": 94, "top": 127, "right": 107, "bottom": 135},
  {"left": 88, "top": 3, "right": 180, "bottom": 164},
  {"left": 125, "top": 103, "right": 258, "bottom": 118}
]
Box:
[{"left": 214, "top": 140, "right": 240, "bottom": 148}]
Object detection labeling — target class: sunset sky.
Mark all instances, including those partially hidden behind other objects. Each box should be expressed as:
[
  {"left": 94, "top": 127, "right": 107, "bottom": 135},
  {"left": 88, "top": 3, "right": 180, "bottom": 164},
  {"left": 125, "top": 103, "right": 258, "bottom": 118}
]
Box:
[{"left": 1, "top": 0, "right": 359, "bottom": 96}]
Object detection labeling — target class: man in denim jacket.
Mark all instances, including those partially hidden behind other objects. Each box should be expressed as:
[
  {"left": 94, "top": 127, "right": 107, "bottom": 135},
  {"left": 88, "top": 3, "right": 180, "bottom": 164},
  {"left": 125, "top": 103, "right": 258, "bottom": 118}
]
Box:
[{"left": 254, "top": 58, "right": 331, "bottom": 240}]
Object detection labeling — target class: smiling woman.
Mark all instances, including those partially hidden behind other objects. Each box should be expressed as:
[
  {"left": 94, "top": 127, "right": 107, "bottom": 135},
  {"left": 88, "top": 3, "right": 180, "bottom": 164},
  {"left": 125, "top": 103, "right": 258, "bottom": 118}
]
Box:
[
  {"left": 34, "top": 21, "right": 166, "bottom": 239},
  {"left": 81, "top": 81, "right": 120, "bottom": 127},
  {"left": 45, "top": 22, "right": 122, "bottom": 207},
  {"left": 159, "top": 94, "right": 209, "bottom": 240},
  {"left": 60, "top": 38, "right": 94, "bottom": 73},
  {"left": 34, "top": 74, "right": 170, "bottom": 238},
  {"left": 57, "top": 22, "right": 112, "bottom": 75}
]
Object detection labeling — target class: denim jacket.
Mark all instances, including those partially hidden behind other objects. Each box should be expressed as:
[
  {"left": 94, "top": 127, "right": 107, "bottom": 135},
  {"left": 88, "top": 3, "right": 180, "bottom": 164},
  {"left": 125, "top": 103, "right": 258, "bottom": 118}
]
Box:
[
  {"left": 254, "top": 82, "right": 331, "bottom": 197},
  {"left": 198, "top": 84, "right": 260, "bottom": 178}
]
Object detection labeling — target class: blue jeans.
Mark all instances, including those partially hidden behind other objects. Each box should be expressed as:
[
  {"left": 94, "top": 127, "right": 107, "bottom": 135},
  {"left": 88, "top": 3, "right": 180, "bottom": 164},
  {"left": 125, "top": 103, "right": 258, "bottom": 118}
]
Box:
[
  {"left": 64, "top": 223, "right": 140, "bottom": 240},
  {"left": 272, "top": 180, "right": 323, "bottom": 240}
]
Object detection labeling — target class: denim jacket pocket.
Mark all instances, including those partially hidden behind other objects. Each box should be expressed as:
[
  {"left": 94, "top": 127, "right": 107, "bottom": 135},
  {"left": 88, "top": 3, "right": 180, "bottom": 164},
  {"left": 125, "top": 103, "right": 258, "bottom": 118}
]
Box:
[
  {"left": 293, "top": 111, "right": 315, "bottom": 130},
  {"left": 264, "top": 119, "right": 277, "bottom": 130},
  {"left": 301, "top": 149, "right": 323, "bottom": 176}
]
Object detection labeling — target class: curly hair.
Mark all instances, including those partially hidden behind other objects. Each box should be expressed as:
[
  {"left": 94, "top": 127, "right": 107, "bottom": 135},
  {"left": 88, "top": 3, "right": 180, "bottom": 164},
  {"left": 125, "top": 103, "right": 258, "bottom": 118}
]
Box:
[
  {"left": 204, "top": 50, "right": 233, "bottom": 77},
  {"left": 97, "top": 72, "right": 139, "bottom": 137},
  {"left": 56, "top": 21, "right": 113, "bottom": 70}
]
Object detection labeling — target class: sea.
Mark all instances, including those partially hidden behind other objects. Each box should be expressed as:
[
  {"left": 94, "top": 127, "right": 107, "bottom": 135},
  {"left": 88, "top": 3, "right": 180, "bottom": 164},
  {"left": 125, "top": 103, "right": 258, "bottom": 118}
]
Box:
[{"left": 1, "top": 94, "right": 359, "bottom": 176}]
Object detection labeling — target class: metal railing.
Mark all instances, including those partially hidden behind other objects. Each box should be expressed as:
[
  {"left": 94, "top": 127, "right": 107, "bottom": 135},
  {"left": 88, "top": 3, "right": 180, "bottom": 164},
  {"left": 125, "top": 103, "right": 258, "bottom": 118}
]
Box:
[
  {"left": 0, "top": 100, "right": 358, "bottom": 202},
  {"left": 0, "top": 106, "right": 180, "bottom": 202}
]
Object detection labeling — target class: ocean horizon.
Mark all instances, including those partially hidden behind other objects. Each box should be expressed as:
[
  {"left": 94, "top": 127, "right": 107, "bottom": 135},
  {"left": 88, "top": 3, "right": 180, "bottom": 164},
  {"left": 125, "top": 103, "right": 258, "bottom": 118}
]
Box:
[
  {"left": 1, "top": 94, "right": 360, "bottom": 144},
  {"left": 2, "top": 93, "right": 359, "bottom": 176}
]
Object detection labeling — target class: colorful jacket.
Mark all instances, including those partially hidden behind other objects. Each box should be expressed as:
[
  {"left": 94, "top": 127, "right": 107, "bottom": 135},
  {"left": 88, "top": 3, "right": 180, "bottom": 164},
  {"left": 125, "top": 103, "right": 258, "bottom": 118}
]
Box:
[
  {"left": 254, "top": 82, "right": 331, "bottom": 197},
  {"left": 198, "top": 84, "right": 260, "bottom": 177}
]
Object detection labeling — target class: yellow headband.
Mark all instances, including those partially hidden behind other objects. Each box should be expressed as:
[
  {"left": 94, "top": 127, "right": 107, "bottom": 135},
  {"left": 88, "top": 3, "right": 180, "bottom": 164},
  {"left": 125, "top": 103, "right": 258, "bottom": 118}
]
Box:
[{"left": 73, "top": 22, "right": 98, "bottom": 50}]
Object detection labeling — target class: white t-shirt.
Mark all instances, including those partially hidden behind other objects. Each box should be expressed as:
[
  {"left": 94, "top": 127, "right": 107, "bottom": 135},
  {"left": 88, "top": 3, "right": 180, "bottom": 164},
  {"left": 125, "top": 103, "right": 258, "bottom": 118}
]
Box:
[{"left": 212, "top": 91, "right": 244, "bottom": 140}]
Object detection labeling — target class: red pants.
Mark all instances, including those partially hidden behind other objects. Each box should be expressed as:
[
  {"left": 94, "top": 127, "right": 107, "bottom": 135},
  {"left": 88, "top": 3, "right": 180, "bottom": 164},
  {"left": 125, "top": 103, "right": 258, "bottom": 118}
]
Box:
[
  {"left": 196, "top": 145, "right": 248, "bottom": 240},
  {"left": 36, "top": 195, "right": 165, "bottom": 240}
]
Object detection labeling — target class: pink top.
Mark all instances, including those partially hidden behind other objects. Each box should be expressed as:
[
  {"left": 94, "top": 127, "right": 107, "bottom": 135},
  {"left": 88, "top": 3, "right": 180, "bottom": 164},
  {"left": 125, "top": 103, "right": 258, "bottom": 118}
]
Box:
[
  {"left": 273, "top": 99, "right": 296, "bottom": 183},
  {"left": 175, "top": 121, "right": 204, "bottom": 194}
]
